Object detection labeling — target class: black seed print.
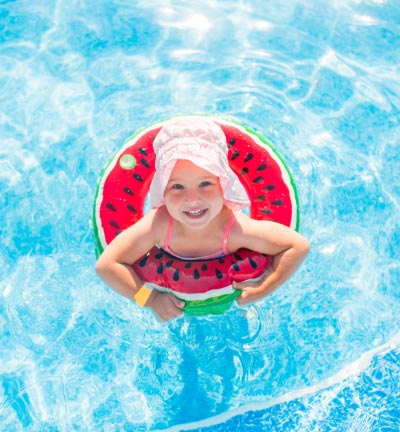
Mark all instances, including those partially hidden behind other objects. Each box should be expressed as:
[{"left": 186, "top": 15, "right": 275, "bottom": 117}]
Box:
[
  {"left": 166, "top": 260, "right": 174, "bottom": 268},
  {"left": 263, "top": 185, "right": 275, "bottom": 191},
  {"left": 260, "top": 209, "right": 272, "bottom": 215},
  {"left": 240, "top": 167, "right": 249, "bottom": 176},
  {"left": 257, "top": 163, "right": 267, "bottom": 171},
  {"left": 244, "top": 153, "right": 254, "bottom": 163},
  {"left": 218, "top": 258, "right": 225, "bottom": 264},
  {"left": 253, "top": 176, "right": 264, "bottom": 183},
  {"left": 232, "top": 262, "right": 240, "bottom": 271},
  {"left": 193, "top": 269, "right": 200, "bottom": 279},
  {"left": 231, "top": 150, "right": 240, "bottom": 161},
  {"left": 123, "top": 187, "right": 134, "bottom": 195},
  {"left": 255, "top": 195, "right": 266, "bottom": 201},
  {"left": 139, "top": 147, "right": 148, "bottom": 156},
  {"left": 173, "top": 269, "right": 180, "bottom": 281},
  {"left": 133, "top": 173, "right": 143, "bottom": 182},
  {"left": 109, "top": 220, "right": 119, "bottom": 228},
  {"left": 234, "top": 253, "right": 243, "bottom": 261},
  {"left": 201, "top": 264, "right": 208, "bottom": 271},
  {"left": 155, "top": 252, "right": 164, "bottom": 260},
  {"left": 127, "top": 204, "right": 137, "bottom": 213},
  {"left": 272, "top": 200, "right": 283, "bottom": 206},
  {"left": 115, "top": 231, "right": 122, "bottom": 236},
  {"left": 106, "top": 203, "right": 117, "bottom": 211},
  {"left": 248, "top": 257, "right": 257, "bottom": 269},
  {"left": 216, "top": 268, "right": 223, "bottom": 279},
  {"left": 228, "top": 138, "right": 236, "bottom": 147},
  {"left": 185, "top": 262, "right": 192, "bottom": 269},
  {"left": 140, "top": 158, "right": 150, "bottom": 168},
  {"left": 139, "top": 255, "right": 149, "bottom": 267},
  {"left": 157, "top": 263, "right": 164, "bottom": 274}
]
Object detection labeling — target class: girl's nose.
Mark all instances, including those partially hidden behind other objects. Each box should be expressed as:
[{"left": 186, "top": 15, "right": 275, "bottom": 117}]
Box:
[{"left": 185, "top": 188, "right": 200, "bottom": 203}]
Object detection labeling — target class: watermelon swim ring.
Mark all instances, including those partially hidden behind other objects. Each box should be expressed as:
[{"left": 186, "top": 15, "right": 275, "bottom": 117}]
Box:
[{"left": 92, "top": 115, "right": 299, "bottom": 315}]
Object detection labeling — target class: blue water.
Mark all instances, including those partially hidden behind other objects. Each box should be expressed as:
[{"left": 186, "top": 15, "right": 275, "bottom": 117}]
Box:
[{"left": 1, "top": 0, "right": 399, "bottom": 430}]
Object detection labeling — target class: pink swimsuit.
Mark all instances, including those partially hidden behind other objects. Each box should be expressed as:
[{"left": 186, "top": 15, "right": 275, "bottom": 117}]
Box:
[{"left": 161, "top": 214, "right": 237, "bottom": 260}]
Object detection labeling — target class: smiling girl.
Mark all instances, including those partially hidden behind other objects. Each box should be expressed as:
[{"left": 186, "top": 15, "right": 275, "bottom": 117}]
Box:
[{"left": 95, "top": 117, "right": 309, "bottom": 322}]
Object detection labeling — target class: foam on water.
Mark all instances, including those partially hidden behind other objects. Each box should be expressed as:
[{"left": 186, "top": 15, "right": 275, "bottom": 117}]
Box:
[{"left": 1, "top": 0, "right": 399, "bottom": 430}]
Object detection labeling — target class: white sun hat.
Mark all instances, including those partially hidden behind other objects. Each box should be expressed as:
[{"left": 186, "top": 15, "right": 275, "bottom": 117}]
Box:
[{"left": 149, "top": 116, "right": 250, "bottom": 210}]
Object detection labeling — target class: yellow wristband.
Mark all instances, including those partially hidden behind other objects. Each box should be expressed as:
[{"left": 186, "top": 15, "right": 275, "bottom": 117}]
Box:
[{"left": 133, "top": 284, "right": 153, "bottom": 307}]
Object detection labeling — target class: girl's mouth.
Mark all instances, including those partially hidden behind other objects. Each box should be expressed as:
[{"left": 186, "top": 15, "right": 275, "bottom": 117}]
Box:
[{"left": 183, "top": 209, "right": 208, "bottom": 218}]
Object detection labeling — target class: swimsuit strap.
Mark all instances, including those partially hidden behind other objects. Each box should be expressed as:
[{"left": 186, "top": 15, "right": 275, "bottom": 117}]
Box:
[
  {"left": 221, "top": 215, "right": 237, "bottom": 255},
  {"left": 164, "top": 213, "right": 174, "bottom": 250}
]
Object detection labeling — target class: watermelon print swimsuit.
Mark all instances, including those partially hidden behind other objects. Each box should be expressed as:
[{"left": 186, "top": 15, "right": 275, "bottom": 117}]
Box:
[{"left": 160, "top": 214, "right": 237, "bottom": 260}]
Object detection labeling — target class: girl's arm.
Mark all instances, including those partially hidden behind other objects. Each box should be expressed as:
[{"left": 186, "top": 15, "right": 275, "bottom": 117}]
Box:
[
  {"left": 95, "top": 209, "right": 185, "bottom": 321},
  {"left": 231, "top": 218, "right": 310, "bottom": 305}
]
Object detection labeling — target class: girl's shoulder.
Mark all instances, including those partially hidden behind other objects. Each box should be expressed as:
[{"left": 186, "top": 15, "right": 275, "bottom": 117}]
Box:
[
  {"left": 226, "top": 211, "right": 252, "bottom": 251},
  {"left": 140, "top": 206, "right": 168, "bottom": 222},
  {"left": 152, "top": 206, "right": 169, "bottom": 223},
  {"left": 148, "top": 206, "right": 170, "bottom": 241},
  {"left": 228, "top": 211, "right": 278, "bottom": 250},
  {"left": 233, "top": 211, "right": 275, "bottom": 230},
  {"left": 231, "top": 210, "right": 252, "bottom": 230}
]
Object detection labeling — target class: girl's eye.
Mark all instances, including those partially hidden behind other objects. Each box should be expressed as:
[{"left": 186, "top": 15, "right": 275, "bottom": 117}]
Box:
[
  {"left": 171, "top": 183, "right": 184, "bottom": 190},
  {"left": 199, "top": 181, "right": 212, "bottom": 187}
]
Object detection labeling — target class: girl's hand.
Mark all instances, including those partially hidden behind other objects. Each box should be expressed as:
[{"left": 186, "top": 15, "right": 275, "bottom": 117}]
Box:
[
  {"left": 146, "top": 290, "right": 185, "bottom": 322},
  {"left": 232, "top": 221, "right": 310, "bottom": 306},
  {"left": 233, "top": 280, "right": 266, "bottom": 306}
]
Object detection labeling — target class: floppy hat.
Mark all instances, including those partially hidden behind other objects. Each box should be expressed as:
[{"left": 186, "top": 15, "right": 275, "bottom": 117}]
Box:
[{"left": 149, "top": 116, "right": 250, "bottom": 210}]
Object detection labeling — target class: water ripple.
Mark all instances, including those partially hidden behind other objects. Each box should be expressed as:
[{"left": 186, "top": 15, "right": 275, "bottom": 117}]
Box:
[{"left": 1, "top": 0, "right": 400, "bottom": 430}]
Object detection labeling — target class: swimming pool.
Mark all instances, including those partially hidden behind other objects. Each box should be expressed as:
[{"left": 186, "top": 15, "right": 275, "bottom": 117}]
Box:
[{"left": 1, "top": 0, "right": 399, "bottom": 430}]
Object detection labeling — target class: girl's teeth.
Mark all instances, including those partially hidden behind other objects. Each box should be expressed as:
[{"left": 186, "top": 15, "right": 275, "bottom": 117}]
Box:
[{"left": 186, "top": 209, "right": 205, "bottom": 216}]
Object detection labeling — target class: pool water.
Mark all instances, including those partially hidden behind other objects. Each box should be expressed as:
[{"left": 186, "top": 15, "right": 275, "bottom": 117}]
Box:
[{"left": 1, "top": 0, "right": 399, "bottom": 430}]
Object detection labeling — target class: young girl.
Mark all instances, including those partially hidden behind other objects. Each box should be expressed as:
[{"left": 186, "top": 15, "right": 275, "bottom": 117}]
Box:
[{"left": 95, "top": 117, "right": 310, "bottom": 322}]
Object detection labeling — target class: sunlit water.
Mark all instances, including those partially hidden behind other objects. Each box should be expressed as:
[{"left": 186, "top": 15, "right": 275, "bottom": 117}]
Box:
[{"left": 1, "top": 0, "right": 399, "bottom": 430}]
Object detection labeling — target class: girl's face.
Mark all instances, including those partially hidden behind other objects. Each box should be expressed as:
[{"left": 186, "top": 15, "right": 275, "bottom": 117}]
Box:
[{"left": 164, "top": 159, "right": 224, "bottom": 230}]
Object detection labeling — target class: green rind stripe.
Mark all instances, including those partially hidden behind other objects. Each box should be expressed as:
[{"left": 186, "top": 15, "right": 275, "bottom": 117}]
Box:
[{"left": 182, "top": 290, "right": 241, "bottom": 315}]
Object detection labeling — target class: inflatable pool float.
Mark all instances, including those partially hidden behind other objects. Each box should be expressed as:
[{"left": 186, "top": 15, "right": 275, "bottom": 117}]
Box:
[{"left": 92, "top": 115, "right": 299, "bottom": 315}]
